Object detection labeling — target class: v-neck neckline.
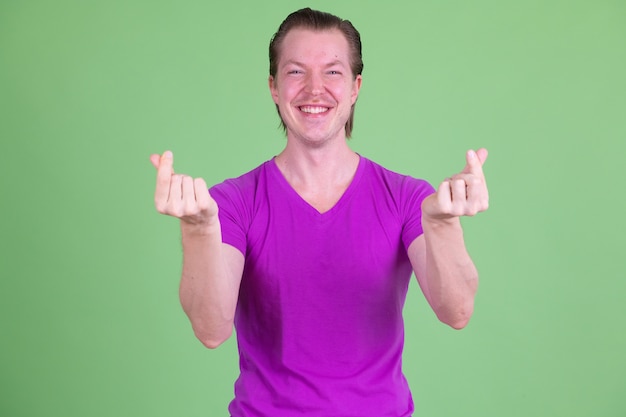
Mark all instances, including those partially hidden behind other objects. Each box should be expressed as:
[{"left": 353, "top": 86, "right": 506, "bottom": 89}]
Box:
[{"left": 269, "top": 155, "right": 365, "bottom": 217}]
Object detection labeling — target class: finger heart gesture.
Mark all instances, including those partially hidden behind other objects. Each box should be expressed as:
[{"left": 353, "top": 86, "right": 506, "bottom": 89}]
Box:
[
  {"left": 423, "top": 149, "right": 489, "bottom": 221},
  {"left": 150, "top": 151, "right": 218, "bottom": 226}
]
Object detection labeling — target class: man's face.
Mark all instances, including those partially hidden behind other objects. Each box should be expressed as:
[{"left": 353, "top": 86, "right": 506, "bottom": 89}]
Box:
[{"left": 269, "top": 28, "right": 362, "bottom": 146}]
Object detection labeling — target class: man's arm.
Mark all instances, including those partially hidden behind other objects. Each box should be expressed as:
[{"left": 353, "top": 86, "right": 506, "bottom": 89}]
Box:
[
  {"left": 151, "top": 151, "right": 244, "bottom": 348},
  {"left": 409, "top": 149, "right": 489, "bottom": 329}
]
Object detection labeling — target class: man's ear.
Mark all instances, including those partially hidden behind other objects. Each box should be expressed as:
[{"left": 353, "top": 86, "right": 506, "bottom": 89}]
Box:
[
  {"left": 269, "top": 75, "right": 279, "bottom": 104},
  {"left": 351, "top": 74, "right": 362, "bottom": 105}
]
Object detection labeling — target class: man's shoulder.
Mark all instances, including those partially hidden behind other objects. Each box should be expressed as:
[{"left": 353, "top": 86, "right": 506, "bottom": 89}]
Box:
[
  {"left": 360, "top": 156, "right": 432, "bottom": 191},
  {"left": 210, "top": 159, "right": 272, "bottom": 194}
]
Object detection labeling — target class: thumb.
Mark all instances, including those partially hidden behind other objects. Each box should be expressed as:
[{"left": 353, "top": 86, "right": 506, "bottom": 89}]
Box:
[
  {"left": 462, "top": 148, "right": 488, "bottom": 174},
  {"left": 151, "top": 151, "right": 175, "bottom": 173}
]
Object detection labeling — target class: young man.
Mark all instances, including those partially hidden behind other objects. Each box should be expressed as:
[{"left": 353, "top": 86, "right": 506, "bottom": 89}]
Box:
[{"left": 150, "top": 8, "right": 488, "bottom": 417}]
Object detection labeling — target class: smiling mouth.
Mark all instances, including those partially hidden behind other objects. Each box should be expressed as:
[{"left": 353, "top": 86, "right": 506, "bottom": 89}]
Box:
[{"left": 299, "top": 106, "right": 330, "bottom": 114}]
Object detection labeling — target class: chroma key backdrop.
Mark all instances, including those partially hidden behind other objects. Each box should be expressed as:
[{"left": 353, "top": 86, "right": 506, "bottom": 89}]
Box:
[{"left": 1, "top": 1, "right": 625, "bottom": 416}]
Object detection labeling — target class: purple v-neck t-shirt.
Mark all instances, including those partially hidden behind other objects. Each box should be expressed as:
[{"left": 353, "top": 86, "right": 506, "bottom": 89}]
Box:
[{"left": 210, "top": 156, "right": 435, "bottom": 417}]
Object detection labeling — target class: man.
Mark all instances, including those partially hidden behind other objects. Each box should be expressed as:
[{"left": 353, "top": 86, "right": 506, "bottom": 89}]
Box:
[{"left": 150, "top": 8, "right": 488, "bottom": 417}]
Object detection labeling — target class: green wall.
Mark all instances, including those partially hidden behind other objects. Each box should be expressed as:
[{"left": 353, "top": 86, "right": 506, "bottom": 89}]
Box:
[{"left": 1, "top": 1, "right": 625, "bottom": 416}]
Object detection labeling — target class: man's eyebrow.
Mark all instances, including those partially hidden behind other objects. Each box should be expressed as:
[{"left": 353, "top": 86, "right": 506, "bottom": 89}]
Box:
[
  {"left": 281, "top": 59, "right": 305, "bottom": 67},
  {"left": 281, "top": 59, "right": 347, "bottom": 68},
  {"left": 325, "top": 60, "right": 347, "bottom": 68}
]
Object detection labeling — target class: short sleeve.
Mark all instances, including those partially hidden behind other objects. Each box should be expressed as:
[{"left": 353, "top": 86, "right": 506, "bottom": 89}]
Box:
[
  {"left": 400, "top": 177, "right": 436, "bottom": 250},
  {"left": 209, "top": 180, "right": 250, "bottom": 256}
]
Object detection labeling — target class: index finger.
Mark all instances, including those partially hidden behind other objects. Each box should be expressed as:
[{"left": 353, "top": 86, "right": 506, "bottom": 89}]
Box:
[{"left": 155, "top": 151, "right": 174, "bottom": 202}]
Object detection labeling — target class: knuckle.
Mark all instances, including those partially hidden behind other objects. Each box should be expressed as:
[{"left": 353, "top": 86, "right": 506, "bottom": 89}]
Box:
[
  {"left": 197, "top": 200, "right": 212, "bottom": 213},
  {"left": 154, "top": 198, "right": 168, "bottom": 213},
  {"left": 182, "top": 205, "right": 200, "bottom": 217},
  {"left": 170, "top": 208, "right": 184, "bottom": 218},
  {"left": 450, "top": 205, "right": 463, "bottom": 217}
]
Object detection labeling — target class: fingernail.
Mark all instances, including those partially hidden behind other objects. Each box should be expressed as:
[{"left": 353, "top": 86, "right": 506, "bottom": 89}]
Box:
[
  {"left": 468, "top": 150, "right": 476, "bottom": 159},
  {"left": 163, "top": 151, "right": 173, "bottom": 159}
]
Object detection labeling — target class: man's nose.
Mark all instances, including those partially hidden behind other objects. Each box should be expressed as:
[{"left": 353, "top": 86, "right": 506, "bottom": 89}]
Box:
[{"left": 304, "top": 72, "right": 324, "bottom": 95}]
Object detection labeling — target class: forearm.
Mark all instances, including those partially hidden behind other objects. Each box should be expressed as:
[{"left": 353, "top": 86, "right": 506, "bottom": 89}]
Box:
[
  {"left": 179, "top": 221, "right": 241, "bottom": 348},
  {"left": 422, "top": 217, "right": 478, "bottom": 329},
  {"left": 410, "top": 148, "right": 488, "bottom": 328},
  {"left": 150, "top": 151, "right": 242, "bottom": 347}
]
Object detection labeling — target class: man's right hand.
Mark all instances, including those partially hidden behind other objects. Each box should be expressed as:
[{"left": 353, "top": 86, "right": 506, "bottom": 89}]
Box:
[{"left": 150, "top": 151, "right": 218, "bottom": 227}]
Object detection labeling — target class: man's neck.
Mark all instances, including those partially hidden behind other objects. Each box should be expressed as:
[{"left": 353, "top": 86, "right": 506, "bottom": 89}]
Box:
[{"left": 275, "top": 139, "right": 359, "bottom": 190}]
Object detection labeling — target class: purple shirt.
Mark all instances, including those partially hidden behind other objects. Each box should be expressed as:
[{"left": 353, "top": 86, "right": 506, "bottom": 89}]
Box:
[{"left": 210, "top": 156, "right": 435, "bottom": 417}]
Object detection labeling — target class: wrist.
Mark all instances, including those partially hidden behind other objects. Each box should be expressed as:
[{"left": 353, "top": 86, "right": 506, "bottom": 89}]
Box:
[
  {"left": 422, "top": 213, "right": 461, "bottom": 230},
  {"left": 180, "top": 218, "right": 221, "bottom": 238}
]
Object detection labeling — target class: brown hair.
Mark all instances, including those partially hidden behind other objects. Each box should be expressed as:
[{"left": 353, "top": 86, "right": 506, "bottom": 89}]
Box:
[{"left": 269, "top": 8, "right": 364, "bottom": 138}]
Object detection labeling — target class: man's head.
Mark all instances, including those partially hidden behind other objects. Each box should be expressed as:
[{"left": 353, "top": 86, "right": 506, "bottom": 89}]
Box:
[{"left": 269, "top": 8, "right": 363, "bottom": 138}]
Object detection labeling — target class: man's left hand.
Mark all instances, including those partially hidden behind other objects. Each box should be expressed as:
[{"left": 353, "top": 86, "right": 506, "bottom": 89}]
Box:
[{"left": 422, "top": 148, "right": 489, "bottom": 222}]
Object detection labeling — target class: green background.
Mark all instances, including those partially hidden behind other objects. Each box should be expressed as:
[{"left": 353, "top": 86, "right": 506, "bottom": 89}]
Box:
[{"left": 1, "top": 0, "right": 625, "bottom": 416}]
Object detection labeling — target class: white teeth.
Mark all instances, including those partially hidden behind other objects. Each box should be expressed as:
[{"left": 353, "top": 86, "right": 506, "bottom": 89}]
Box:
[{"left": 300, "top": 106, "right": 329, "bottom": 114}]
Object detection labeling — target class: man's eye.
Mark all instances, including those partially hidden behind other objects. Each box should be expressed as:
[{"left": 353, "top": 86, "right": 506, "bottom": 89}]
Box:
[{"left": 288, "top": 70, "right": 303, "bottom": 74}]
